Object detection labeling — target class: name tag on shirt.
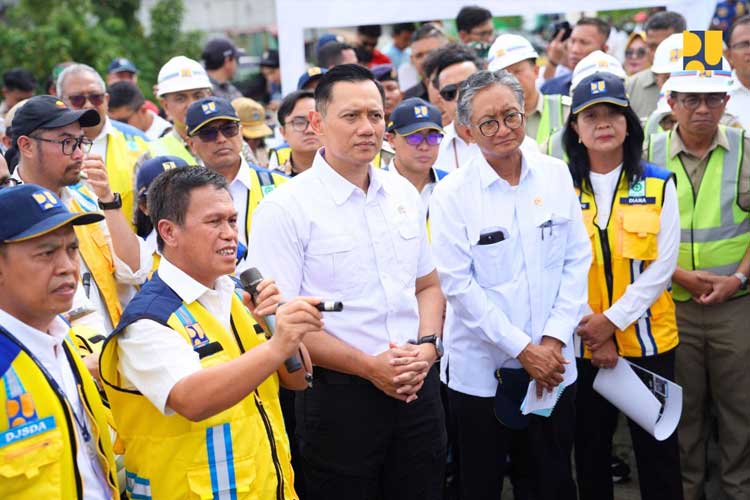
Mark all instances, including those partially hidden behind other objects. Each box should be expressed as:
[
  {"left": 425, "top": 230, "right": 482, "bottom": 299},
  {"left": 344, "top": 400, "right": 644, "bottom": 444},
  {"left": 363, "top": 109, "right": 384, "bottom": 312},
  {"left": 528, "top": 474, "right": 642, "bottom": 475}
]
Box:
[
  {"left": 1, "top": 415, "right": 56, "bottom": 447},
  {"left": 620, "top": 179, "right": 656, "bottom": 205}
]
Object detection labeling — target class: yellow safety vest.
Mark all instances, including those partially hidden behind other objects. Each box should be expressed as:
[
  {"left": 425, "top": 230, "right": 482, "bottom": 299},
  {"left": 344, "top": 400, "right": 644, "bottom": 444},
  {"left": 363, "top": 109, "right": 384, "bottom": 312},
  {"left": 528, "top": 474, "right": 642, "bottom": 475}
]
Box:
[
  {"left": 576, "top": 165, "right": 678, "bottom": 358},
  {"left": 100, "top": 273, "right": 297, "bottom": 500},
  {"left": 240, "top": 164, "right": 288, "bottom": 250},
  {"left": 0, "top": 326, "right": 118, "bottom": 499},
  {"left": 648, "top": 126, "right": 750, "bottom": 301},
  {"left": 66, "top": 186, "right": 123, "bottom": 328},
  {"left": 104, "top": 129, "right": 148, "bottom": 225},
  {"left": 147, "top": 132, "right": 199, "bottom": 165},
  {"left": 269, "top": 146, "right": 291, "bottom": 168}
]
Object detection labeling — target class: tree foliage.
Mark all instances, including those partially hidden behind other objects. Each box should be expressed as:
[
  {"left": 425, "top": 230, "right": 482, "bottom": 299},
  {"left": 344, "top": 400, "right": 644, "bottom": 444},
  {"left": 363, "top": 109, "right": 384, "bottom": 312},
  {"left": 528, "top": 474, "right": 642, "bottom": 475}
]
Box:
[{"left": 0, "top": 0, "right": 203, "bottom": 100}]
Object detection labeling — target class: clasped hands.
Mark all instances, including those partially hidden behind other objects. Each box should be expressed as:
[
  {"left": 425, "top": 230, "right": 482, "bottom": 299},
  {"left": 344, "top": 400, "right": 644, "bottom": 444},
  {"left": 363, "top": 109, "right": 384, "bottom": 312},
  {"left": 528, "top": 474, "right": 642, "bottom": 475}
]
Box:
[{"left": 369, "top": 341, "right": 438, "bottom": 404}]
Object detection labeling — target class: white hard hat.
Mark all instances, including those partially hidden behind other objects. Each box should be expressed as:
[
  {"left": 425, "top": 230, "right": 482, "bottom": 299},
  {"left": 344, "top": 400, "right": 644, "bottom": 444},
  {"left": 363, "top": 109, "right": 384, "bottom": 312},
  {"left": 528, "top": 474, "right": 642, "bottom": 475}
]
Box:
[
  {"left": 667, "top": 57, "right": 734, "bottom": 93},
  {"left": 156, "top": 56, "right": 212, "bottom": 97},
  {"left": 651, "top": 34, "right": 683, "bottom": 74},
  {"left": 571, "top": 51, "right": 626, "bottom": 90},
  {"left": 487, "top": 34, "right": 539, "bottom": 71}
]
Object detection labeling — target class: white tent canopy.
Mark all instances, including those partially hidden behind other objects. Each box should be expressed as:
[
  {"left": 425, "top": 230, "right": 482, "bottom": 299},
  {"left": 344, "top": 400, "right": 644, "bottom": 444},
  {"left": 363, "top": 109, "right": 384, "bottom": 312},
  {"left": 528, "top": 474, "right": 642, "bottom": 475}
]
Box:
[{"left": 275, "top": 0, "right": 717, "bottom": 94}]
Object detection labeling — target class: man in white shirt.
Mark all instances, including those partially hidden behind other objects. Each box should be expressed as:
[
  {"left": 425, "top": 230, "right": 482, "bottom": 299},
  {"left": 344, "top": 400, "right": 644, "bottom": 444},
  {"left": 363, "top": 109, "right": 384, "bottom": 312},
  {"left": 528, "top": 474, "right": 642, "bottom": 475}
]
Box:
[
  {"left": 0, "top": 184, "right": 117, "bottom": 499},
  {"left": 430, "top": 69, "right": 591, "bottom": 500},
  {"left": 248, "top": 64, "right": 447, "bottom": 500},
  {"left": 726, "top": 15, "right": 750, "bottom": 129}
]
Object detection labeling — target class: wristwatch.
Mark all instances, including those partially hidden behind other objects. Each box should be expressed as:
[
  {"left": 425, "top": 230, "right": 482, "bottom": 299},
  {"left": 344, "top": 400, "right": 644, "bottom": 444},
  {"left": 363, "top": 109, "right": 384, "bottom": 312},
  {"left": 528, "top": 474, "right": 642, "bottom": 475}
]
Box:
[
  {"left": 417, "top": 334, "right": 444, "bottom": 360},
  {"left": 733, "top": 271, "right": 749, "bottom": 290},
  {"left": 98, "top": 193, "right": 122, "bottom": 211}
]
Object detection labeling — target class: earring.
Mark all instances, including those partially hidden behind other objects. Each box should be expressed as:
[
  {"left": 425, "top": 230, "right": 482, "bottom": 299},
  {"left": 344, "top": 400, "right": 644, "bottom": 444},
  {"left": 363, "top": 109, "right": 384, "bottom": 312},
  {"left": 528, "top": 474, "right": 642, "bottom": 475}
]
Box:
[{"left": 578, "top": 136, "right": 582, "bottom": 144}]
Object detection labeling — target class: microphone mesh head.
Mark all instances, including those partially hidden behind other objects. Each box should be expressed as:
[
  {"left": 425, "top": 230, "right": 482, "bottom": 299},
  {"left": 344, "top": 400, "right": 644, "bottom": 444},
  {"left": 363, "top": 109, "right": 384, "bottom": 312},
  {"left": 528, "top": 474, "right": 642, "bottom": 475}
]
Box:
[{"left": 239, "top": 267, "right": 263, "bottom": 294}]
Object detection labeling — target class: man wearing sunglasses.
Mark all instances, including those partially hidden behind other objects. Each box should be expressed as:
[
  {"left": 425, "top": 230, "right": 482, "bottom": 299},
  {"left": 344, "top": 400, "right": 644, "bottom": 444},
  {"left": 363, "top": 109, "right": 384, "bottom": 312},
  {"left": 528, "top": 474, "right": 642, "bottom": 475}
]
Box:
[
  {"left": 11, "top": 95, "right": 151, "bottom": 344},
  {"left": 186, "top": 96, "right": 286, "bottom": 275},
  {"left": 647, "top": 62, "right": 750, "bottom": 500},
  {"left": 386, "top": 98, "right": 447, "bottom": 213},
  {"left": 57, "top": 64, "right": 149, "bottom": 225}
]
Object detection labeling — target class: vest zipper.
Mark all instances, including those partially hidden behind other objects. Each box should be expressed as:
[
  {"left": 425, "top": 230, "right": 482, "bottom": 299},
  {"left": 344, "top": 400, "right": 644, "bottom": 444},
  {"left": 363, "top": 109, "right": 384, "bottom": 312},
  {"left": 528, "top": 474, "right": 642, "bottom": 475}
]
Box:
[
  {"left": 254, "top": 391, "right": 285, "bottom": 500},
  {"left": 599, "top": 228, "right": 614, "bottom": 306}
]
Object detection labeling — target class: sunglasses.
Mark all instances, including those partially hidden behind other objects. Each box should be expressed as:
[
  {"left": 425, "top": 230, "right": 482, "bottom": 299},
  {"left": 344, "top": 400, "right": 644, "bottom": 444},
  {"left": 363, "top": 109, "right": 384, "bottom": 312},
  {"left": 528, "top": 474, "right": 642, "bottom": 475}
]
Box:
[
  {"left": 403, "top": 132, "right": 444, "bottom": 146},
  {"left": 66, "top": 93, "right": 106, "bottom": 108},
  {"left": 195, "top": 122, "right": 241, "bottom": 142},
  {"left": 439, "top": 83, "right": 460, "bottom": 102},
  {"left": 625, "top": 48, "right": 648, "bottom": 59}
]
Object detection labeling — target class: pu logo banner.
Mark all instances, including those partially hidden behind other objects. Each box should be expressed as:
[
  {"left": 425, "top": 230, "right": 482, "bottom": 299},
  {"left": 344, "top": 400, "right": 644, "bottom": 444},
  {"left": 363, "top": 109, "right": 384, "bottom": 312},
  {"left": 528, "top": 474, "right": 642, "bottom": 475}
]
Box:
[
  {"left": 32, "top": 190, "right": 61, "bottom": 211},
  {"left": 683, "top": 30, "right": 723, "bottom": 71},
  {"left": 201, "top": 101, "right": 217, "bottom": 114},
  {"left": 414, "top": 105, "right": 429, "bottom": 118}
]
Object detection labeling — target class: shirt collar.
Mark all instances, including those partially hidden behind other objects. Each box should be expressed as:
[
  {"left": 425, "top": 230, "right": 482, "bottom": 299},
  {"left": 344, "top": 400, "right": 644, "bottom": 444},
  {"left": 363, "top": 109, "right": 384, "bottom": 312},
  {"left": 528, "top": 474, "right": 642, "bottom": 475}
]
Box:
[
  {"left": 158, "top": 256, "right": 213, "bottom": 304},
  {"left": 478, "top": 151, "right": 530, "bottom": 190},
  {"left": 228, "top": 156, "right": 253, "bottom": 191},
  {"left": 312, "top": 149, "right": 385, "bottom": 205},
  {"left": 93, "top": 116, "right": 113, "bottom": 143},
  {"left": 731, "top": 70, "right": 750, "bottom": 92},
  {"left": 641, "top": 70, "right": 657, "bottom": 88},
  {"left": 0, "top": 308, "right": 70, "bottom": 356},
  {"left": 669, "top": 124, "right": 728, "bottom": 159}
]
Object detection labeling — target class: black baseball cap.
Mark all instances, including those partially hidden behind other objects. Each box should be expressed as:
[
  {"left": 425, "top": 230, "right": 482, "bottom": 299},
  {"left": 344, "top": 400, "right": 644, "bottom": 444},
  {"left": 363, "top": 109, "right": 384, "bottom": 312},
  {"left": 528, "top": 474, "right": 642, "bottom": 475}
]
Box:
[
  {"left": 11, "top": 95, "right": 100, "bottom": 140},
  {"left": 387, "top": 97, "right": 442, "bottom": 135},
  {"left": 202, "top": 38, "right": 243, "bottom": 70},
  {"left": 571, "top": 72, "right": 629, "bottom": 115},
  {"left": 260, "top": 49, "right": 280, "bottom": 68}
]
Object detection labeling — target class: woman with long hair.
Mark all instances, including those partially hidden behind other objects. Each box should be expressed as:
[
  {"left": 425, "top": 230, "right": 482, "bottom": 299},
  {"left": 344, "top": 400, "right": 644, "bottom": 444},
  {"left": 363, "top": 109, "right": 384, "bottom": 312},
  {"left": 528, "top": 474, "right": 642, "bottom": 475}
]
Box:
[{"left": 563, "top": 72, "right": 684, "bottom": 500}]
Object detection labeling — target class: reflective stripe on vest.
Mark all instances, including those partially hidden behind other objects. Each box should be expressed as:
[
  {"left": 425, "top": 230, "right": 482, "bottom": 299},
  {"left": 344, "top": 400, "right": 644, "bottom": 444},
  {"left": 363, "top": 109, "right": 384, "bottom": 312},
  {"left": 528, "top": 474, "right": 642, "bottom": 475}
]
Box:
[
  {"left": 547, "top": 128, "right": 567, "bottom": 161},
  {"left": 99, "top": 276, "right": 296, "bottom": 500},
  {"left": 575, "top": 167, "right": 678, "bottom": 358},
  {"left": 0, "top": 329, "right": 118, "bottom": 499},
  {"left": 67, "top": 191, "right": 123, "bottom": 326},
  {"left": 536, "top": 94, "right": 564, "bottom": 145},
  {"left": 648, "top": 127, "right": 750, "bottom": 301}
]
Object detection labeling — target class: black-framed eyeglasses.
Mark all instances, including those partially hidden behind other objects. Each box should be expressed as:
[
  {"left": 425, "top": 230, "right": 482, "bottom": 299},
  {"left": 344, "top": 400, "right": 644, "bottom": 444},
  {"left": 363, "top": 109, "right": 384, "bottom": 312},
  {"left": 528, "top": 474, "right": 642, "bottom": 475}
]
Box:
[
  {"left": 29, "top": 135, "right": 93, "bottom": 156},
  {"left": 195, "top": 122, "right": 241, "bottom": 142},
  {"left": 677, "top": 93, "right": 727, "bottom": 110},
  {"left": 625, "top": 48, "right": 648, "bottom": 58},
  {"left": 403, "top": 131, "right": 444, "bottom": 146},
  {"left": 439, "top": 83, "right": 461, "bottom": 102},
  {"left": 66, "top": 93, "right": 106, "bottom": 109},
  {"left": 476, "top": 112, "right": 525, "bottom": 137},
  {"left": 0, "top": 177, "right": 20, "bottom": 189},
  {"left": 287, "top": 117, "right": 310, "bottom": 132}
]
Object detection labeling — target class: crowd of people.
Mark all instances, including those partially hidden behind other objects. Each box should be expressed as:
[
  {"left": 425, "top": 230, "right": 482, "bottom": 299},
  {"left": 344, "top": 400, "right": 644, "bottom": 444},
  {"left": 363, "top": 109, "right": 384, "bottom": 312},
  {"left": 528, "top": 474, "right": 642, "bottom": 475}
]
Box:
[{"left": 2, "top": 4, "right": 750, "bottom": 500}]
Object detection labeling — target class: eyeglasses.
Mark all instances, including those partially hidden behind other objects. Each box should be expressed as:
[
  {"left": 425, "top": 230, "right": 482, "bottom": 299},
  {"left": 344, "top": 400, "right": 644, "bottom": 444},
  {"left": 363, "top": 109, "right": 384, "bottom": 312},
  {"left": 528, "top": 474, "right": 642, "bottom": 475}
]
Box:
[
  {"left": 731, "top": 40, "right": 750, "bottom": 51},
  {"left": 676, "top": 94, "right": 727, "bottom": 110},
  {"left": 439, "top": 83, "right": 462, "bottom": 102},
  {"left": 625, "top": 48, "right": 648, "bottom": 59},
  {"left": 287, "top": 117, "right": 310, "bottom": 132},
  {"left": 0, "top": 177, "right": 20, "bottom": 189},
  {"left": 29, "top": 135, "right": 94, "bottom": 155},
  {"left": 195, "top": 122, "right": 241, "bottom": 142},
  {"left": 476, "top": 111, "right": 525, "bottom": 137},
  {"left": 66, "top": 93, "right": 106, "bottom": 109},
  {"left": 403, "top": 132, "right": 444, "bottom": 146}
]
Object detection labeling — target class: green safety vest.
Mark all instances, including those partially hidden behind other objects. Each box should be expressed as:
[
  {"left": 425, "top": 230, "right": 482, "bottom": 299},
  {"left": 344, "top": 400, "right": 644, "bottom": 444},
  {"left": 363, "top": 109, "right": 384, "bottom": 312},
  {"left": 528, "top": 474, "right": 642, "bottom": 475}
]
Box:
[
  {"left": 147, "top": 133, "right": 197, "bottom": 164},
  {"left": 535, "top": 94, "right": 566, "bottom": 146},
  {"left": 648, "top": 126, "right": 749, "bottom": 301},
  {"left": 547, "top": 128, "right": 567, "bottom": 162}
]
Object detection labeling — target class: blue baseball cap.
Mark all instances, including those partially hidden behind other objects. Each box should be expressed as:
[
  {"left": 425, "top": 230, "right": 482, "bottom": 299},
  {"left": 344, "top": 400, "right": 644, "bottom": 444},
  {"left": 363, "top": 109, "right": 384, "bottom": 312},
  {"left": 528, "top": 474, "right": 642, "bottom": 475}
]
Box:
[
  {"left": 571, "top": 72, "right": 629, "bottom": 115},
  {"left": 186, "top": 97, "right": 240, "bottom": 137},
  {"left": 0, "top": 184, "right": 103, "bottom": 243},
  {"left": 108, "top": 58, "right": 138, "bottom": 75},
  {"left": 297, "top": 67, "right": 328, "bottom": 90},
  {"left": 371, "top": 64, "right": 398, "bottom": 82},
  {"left": 387, "top": 97, "right": 443, "bottom": 135},
  {"left": 137, "top": 156, "right": 189, "bottom": 198}
]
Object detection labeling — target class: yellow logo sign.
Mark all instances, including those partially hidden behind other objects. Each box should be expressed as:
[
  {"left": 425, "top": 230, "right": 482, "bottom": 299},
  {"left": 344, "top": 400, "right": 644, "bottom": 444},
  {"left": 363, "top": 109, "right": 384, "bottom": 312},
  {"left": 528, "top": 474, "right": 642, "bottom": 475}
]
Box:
[
  {"left": 32, "top": 190, "right": 60, "bottom": 211},
  {"left": 201, "top": 102, "right": 217, "bottom": 114},
  {"left": 55, "top": 100, "right": 66, "bottom": 109},
  {"left": 590, "top": 80, "right": 606, "bottom": 95},
  {"left": 494, "top": 48, "right": 506, "bottom": 58},
  {"left": 669, "top": 48, "right": 683, "bottom": 63},
  {"left": 179, "top": 68, "right": 193, "bottom": 77},
  {"left": 683, "top": 30, "right": 723, "bottom": 71},
  {"left": 162, "top": 161, "right": 177, "bottom": 170},
  {"left": 308, "top": 67, "right": 322, "bottom": 76},
  {"left": 414, "top": 105, "right": 428, "bottom": 118}
]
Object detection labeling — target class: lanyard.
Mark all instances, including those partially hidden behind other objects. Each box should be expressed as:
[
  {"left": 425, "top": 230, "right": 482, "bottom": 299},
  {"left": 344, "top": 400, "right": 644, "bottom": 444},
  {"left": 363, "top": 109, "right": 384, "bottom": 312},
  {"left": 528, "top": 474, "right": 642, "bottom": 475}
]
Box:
[{"left": 0, "top": 326, "right": 92, "bottom": 443}]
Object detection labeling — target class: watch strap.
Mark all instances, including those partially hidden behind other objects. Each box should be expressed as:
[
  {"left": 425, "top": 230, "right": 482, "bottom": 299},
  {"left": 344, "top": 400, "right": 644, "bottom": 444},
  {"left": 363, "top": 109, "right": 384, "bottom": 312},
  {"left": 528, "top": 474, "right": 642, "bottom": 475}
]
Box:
[{"left": 98, "top": 192, "right": 122, "bottom": 210}]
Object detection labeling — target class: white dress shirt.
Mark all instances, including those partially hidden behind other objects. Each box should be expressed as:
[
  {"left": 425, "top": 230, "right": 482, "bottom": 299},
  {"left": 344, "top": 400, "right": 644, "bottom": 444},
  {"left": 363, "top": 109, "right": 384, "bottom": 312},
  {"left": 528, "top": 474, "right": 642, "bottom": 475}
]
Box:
[
  {"left": 0, "top": 309, "right": 110, "bottom": 500},
  {"left": 247, "top": 150, "right": 434, "bottom": 356},
  {"left": 728, "top": 72, "right": 750, "bottom": 130},
  {"left": 90, "top": 117, "right": 113, "bottom": 162},
  {"left": 434, "top": 122, "right": 481, "bottom": 172},
  {"left": 585, "top": 165, "right": 680, "bottom": 332},
  {"left": 117, "top": 257, "right": 236, "bottom": 415},
  {"left": 226, "top": 156, "right": 255, "bottom": 276},
  {"left": 144, "top": 111, "right": 172, "bottom": 140},
  {"left": 430, "top": 150, "right": 591, "bottom": 397}
]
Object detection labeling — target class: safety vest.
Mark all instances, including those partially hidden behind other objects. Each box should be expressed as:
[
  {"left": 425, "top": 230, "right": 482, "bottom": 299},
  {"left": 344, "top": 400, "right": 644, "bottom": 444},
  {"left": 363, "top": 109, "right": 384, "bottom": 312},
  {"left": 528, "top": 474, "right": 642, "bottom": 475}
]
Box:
[
  {"left": 643, "top": 109, "right": 669, "bottom": 142},
  {"left": 546, "top": 128, "right": 567, "bottom": 162},
  {"left": 269, "top": 145, "right": 291, "bottom": 168},
  {"left": 147, "top": 132, "right": 198, "bottom": 165},
  {"left": 0, "top": 326, "right": 118, "bottom": 500},
  {"left": 239, "top": 164, "right": 288, "bottom": 253},
  {"left": 535, "top": 94, "right": 567, "bottom": 146},
  {"left": 575, "top": 164, "right": 678, "bottom": 358},
  {"left": 66, "top": 185, "right": 123, "bottom": 328},
  {"left": 99, "top": 273, "right": 297, "bottom": 500},
  {"left": 104, "top": 129, "right": 148, "bottom": 226},
  {"left": 648, "top": 126, "right": 750, "bottom": 301}
]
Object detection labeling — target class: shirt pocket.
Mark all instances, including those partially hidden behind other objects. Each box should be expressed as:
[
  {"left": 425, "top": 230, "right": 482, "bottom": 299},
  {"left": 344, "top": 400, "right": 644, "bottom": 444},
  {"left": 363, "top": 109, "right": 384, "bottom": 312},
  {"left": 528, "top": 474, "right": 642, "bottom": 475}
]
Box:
[
  {"left": 306, "top": 234, "right": 363, "bottom": 295},
  {"left": 0, "top": 423, "right": 63, "bottom": 497},
  {"left": 470, "top": 237, "right": 515, "bottom": 287},
  {"left": 187, "top": 455, "right": 256, "bottom": 500},
  {"left": 619, "top": 210, "right": 660, "bottom": 261},
  {"left": 537, "top": 213, "right": 572, "bottom": 269},
  {"left": 393, "top": 218, "right": 422, "bottom": 285}
]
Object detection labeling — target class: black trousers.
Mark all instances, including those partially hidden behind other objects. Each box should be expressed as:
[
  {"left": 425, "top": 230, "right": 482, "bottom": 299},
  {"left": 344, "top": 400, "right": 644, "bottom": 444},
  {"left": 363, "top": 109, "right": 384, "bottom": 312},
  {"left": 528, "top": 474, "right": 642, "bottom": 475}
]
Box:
[
  {"left": 575, "top": 351, "right": 683, "bottom": 500},
  {"left": 448, "top": 383, "right": 578, "bottom": 500},
  {"left": 296, "top": 365, "right": 447, "bottom": 500}
]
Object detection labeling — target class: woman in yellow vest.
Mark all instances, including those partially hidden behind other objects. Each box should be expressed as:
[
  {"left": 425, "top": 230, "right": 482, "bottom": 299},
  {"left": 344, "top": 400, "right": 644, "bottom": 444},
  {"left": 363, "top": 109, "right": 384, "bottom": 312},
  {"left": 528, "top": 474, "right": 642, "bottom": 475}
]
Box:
[
  {"left": 562, "top": 72, "right": 683, "bottom": 500},
  {"left": 0, "top": 184, "right": 118, "bottom": 499}
]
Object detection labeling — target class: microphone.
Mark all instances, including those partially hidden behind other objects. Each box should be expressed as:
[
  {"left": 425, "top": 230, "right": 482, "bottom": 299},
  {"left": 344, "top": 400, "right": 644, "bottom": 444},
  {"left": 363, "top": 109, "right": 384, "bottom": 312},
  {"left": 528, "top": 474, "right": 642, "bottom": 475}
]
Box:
[{"left": 239, "top": 268, "right": 302, "bottom": 373}]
